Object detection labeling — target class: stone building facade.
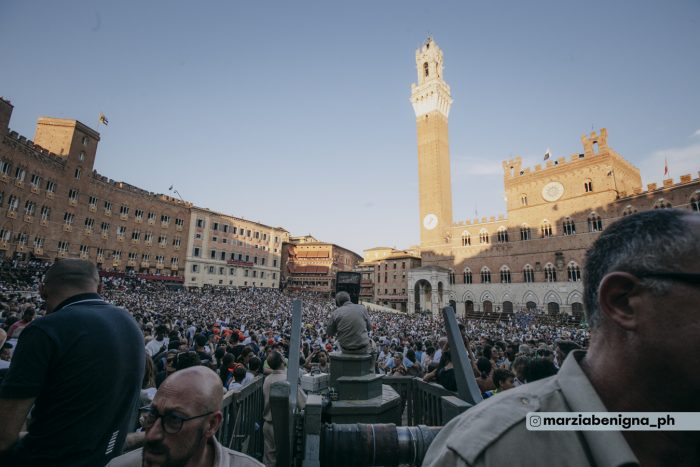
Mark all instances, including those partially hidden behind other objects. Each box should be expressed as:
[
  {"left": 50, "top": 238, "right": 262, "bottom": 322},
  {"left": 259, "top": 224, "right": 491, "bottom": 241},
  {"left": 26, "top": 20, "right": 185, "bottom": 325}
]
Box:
[
  {"left": 184, "top": 207, "right": 288, "bottom": 288},
  {"left": 372, "top": 250, "right": 422, "bottom": 312},
  {"left": 0, "top": 99, "right": 190, "bottom": 279},
  {"left": 356, "top": 247, "right": 422, "bottom": 311},
  {"left": 406, "top": 39, "right": 700, "bottom": 317},
  {"left": 281, "top": 235, "right": 362, "bottom": 295}
]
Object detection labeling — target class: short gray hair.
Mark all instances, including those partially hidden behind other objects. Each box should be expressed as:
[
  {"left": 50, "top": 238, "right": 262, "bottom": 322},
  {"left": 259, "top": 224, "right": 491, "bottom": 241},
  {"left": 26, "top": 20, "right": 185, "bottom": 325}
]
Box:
[
  {"left": 583, "top": 209, "right": 698, "bottom": 328},
  {"left": 335, "top": 291, "right": 351, "bottom": 306}
]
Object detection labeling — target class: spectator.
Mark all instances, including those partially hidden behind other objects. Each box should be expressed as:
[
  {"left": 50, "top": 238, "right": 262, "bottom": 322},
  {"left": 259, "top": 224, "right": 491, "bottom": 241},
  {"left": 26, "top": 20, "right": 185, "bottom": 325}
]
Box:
[
  {"left": 484, "top": 369, "right": 515, "bottom": 398},
  {"left": 107, "top": 366, "right": 262, "bottom": 467},
  {"left": 0, "top": 259, "right": 145, "bottom": 466},
  {"left": 227, "top": 365, "right": 247, "bottom": 391},
  {"left": 424, "top": 350, "right": 457, "bottom": 392},
  {"left": 511, "top": 356, "right": 529, "bottom": 387},
  {"left": 475, "top": 357, "right": 495, "bottom": 394},
  {"left": 7, "top": 307, "right": 35, "bottom": 339},
  {"left": 145, "top": 325, "right": 169, "bottom": 357},
  {"left": 326, "top": 291, "right": 371, "bottom": 354},
  {"left": 524, "top": 357, "right": 558, "bottom": 382},
  {"left": 262, "top": 351, "right": 306, "bottom": 467}
]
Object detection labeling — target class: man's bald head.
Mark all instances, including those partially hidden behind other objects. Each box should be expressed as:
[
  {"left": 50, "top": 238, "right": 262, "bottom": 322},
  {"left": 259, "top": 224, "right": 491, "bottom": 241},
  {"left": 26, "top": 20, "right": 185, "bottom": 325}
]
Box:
[
  {"left": 43, "top": 259, "right": 99, "bottom": 292},
  {"left": 41, "top": 260, "right": 100, "bottom": 313},
  {"left": 159, "top": 366, "right": 224, "bottom": 413}
]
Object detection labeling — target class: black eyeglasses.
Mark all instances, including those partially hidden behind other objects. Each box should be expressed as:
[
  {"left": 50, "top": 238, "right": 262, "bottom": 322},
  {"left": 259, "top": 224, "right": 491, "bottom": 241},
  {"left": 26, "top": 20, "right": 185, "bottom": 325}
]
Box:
[
  {"left": 139, "top": 405, "right": 213, "bottom": 434},
  {"left": 635, "top": 272, "right": 700, "bottom": 286}
]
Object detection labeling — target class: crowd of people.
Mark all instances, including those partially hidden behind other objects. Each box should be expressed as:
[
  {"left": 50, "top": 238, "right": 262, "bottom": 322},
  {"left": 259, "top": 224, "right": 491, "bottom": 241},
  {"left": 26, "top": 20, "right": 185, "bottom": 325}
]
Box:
[
  {"left": 0, "top": 261, "right": 592, "bottom": 464},
  {"left": 0, "top": 208, "right": 698, "bottom": 466},
  {"left": 0, "top": 256, "right": 589, "bottom": 465},
  {"left": 0, "top": 260, "right": 589, "bottom": 396}
]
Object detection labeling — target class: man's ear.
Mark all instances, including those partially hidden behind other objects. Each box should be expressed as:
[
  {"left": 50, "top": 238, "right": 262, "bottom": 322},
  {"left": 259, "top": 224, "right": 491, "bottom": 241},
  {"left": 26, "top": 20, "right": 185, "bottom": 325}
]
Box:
[
  {"left": 206, "top": 412, "right": 223, "bottom": 437},
  {"left": 597, "top": 272, "right": 642, "bottom": 331}
]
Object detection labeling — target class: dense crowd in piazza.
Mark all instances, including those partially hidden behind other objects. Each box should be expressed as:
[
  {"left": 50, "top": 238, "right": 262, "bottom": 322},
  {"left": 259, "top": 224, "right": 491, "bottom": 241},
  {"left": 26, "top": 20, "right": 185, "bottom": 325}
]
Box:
[{"left": 0, "top": 258, "right": 588, "bottom": 392}]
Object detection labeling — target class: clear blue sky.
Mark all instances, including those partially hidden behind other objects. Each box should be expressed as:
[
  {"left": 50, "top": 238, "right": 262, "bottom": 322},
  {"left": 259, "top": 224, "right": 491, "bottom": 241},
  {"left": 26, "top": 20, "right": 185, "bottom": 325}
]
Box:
[{"left": 1, "top": 1, "right": 699, "bottom": 255}]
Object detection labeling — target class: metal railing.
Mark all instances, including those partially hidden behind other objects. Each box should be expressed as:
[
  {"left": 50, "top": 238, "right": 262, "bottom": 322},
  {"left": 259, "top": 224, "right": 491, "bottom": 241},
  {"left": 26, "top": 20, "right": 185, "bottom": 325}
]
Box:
[
  {"left": 217, "top": 375, "right": 264, "bottom": 460},
  {"left": 382, "top": 376, "right": 457, "bottom": 426}
]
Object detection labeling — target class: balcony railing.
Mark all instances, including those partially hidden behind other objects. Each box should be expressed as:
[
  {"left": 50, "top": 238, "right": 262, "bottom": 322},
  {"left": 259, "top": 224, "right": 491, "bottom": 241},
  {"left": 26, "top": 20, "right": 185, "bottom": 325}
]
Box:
[
  {"left": 382, "top": 376, "right": 468, "bottom": 426},
  {"left": 217, "top": 376, "right": 264, "bottom": 459}
]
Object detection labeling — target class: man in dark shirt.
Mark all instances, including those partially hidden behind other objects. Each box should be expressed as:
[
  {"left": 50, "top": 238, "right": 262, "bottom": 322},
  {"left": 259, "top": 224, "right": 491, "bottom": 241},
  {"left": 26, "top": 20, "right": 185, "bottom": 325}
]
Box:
[{"left": 0, "top": 259, "right": 145, "bottom": 466}]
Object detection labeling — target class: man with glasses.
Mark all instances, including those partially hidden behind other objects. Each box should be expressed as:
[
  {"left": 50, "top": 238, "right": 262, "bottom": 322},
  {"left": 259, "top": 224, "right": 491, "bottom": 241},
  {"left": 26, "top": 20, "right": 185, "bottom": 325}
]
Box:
[
  {"left": 0, "top": 259, "right": 145, "bottom": 466},
  {"left": 108, "top": 365, "right": 262, "bottom": 467},
  {"left": 423, "top": 209, "right": 700, "bottom": 466}
]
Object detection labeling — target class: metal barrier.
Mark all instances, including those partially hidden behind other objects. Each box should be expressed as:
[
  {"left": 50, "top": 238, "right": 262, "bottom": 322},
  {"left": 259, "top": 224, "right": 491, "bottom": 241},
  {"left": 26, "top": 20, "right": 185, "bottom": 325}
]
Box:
[
  {"left": 218, "top": 375, "right": 265, "bottom": 459},
  {"left": 382, "top": 377, "right": 457, "bottom": 426}
]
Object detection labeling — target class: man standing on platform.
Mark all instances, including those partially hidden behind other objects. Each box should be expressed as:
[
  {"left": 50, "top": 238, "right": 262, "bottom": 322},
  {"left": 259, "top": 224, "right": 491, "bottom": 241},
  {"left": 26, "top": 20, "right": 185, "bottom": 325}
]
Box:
[{"left": 326, "top": 291, "right": 371, "bottom": 355}]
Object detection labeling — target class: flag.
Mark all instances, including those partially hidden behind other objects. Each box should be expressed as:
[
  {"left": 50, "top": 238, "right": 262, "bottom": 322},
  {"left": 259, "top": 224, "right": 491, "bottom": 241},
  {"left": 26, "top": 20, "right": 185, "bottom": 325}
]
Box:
[
  {"left": 663, "top": 157, "right": 669, "bottom": 178},
  {"left": 543, "top": 148, "right": 551, "bottom": 161},
  {"left": 99, "top": 113, "right": 109, "bottom": 126}
]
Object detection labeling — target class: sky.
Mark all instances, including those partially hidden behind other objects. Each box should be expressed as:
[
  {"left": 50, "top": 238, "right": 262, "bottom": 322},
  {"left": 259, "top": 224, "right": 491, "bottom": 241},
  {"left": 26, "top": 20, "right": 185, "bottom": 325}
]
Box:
[{"left": 1, "top": 1, "right": 699, "bottom": 256}]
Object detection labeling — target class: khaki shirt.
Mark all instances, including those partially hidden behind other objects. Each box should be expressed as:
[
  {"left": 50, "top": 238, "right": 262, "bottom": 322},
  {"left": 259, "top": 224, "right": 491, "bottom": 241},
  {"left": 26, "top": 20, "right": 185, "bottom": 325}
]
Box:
[
  {"left": 326, "top": 302, "right": 371, "bottom": 352},
  {"left": 422, "top": 351, "right": 640, "bottom": 467},
  {"left": 106, "top": 436, "right": 263, "bottom": 467}
]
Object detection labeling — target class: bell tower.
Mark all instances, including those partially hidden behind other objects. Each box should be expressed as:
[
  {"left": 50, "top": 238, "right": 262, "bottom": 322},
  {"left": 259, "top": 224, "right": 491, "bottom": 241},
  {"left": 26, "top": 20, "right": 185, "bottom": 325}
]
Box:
[{"left": 411, "top": 37, "right": 453, "bottom": 248}]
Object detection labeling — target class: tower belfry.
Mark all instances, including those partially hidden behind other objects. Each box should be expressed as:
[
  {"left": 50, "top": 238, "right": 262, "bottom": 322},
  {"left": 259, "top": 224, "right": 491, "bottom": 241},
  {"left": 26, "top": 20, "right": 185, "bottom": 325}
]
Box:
[{"left": 411, "top": 38, "right": 453, "bottom": 248}]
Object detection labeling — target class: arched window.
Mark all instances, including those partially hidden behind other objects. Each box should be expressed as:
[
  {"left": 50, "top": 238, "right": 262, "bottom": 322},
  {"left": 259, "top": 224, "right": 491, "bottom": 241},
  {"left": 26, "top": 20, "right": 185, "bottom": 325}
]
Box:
[
  {"left": 16, "top": 231, "right": 28, "bottom": 246},
  {"left": 479, "top": 229, "right": 490, "bottom": 244},
  {"left": 562, "top": 217, "right": 576, "bottom": 236},
  {"left": 448, "top": 270, "right": 455, "bottom": 285},
  {"left": 463, "top": 268, "right": 472, "bottom": 284},
  {"left": 461, "top": 231, "right": 471, "bottom": 246},
  {"left": 653, "top": 198, "right": 672, "bottom": 209},
  {"left": 689, "top": 192, "right": 700, "bottom": 212},
  {"left": 520, "top": 224, "right": 531, "bottom": 241},
  {"left": 423, "top": 62, "right": 429, "bottom": 77},
  {"left": 500, "top": 265, "right": 511, "bottom": 283},
  {"left": 523, "top": 264, "right": 535, "bottom": 283},
  {"left": 465, "top": 300, "right": 474, "bottom": 313},
  {"left": 520, "top": 194, "right": 528, "bottom": 206},
  {"left": 588, "top": 212, "right": 603, "bottom": 232},
  {"left": 544, "top": 263, "right": 557, "bottom": 282},
  {"left": 497, "top": 226, "right": 509, "bottom": 243},
  {"left": 622, "top": 205, "right": 637, "bottom": 216},
  {"left": 480, "top": 267, "right": 491, "bottom": 284},
  {"left": 541, "top": 220, "right": 553, "bottom": 238},
  {"left": 567, "top": 262, "right": 581, "bottom": 282},
  {"left": 584, "top": 179, "right": 593, "bottom": 193}
]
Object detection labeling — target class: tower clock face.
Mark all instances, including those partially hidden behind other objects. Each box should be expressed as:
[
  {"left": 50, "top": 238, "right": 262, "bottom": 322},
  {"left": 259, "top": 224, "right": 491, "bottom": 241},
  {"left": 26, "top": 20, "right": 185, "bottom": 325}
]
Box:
[
  {"left": 423, "top": 213, "right": 438, "bottom": 230},
  {"left": 542, "top": 181, "right": 565, "bottom": 202}
]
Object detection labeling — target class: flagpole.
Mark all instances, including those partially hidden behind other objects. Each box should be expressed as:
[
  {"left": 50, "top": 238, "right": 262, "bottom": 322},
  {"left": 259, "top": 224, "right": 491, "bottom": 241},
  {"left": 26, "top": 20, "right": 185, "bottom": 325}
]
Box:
[{"left": 610, "top": 168, "right": 619, "bottom": 198}]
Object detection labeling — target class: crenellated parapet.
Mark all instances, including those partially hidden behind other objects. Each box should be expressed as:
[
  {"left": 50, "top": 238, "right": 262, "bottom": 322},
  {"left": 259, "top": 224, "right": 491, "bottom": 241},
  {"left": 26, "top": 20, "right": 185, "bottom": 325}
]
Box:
[
  {"left": 4, "top": 130, "right": 66, "bottom": 168},
  {"left": 502, "top": 128, "right": 639, "bottom": 184}
]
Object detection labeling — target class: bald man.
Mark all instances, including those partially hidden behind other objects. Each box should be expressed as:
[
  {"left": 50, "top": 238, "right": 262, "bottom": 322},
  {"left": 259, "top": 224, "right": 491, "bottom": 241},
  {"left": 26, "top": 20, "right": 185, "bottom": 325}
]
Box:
[
  {"left": 107, "top": 366, "right": 263, "bottom": 467},
  {"left": 0, "top": 259, "right": 145, "bottom": 466}
]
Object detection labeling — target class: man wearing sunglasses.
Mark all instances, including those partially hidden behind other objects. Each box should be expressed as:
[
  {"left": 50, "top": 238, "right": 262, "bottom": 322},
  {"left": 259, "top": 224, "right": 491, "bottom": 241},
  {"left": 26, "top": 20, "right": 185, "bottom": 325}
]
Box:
[
  {"left": 424, "top": 209, "right": 700, "bottom": 466},
  {"left": 108, "top": 365, "right": 262, "bottom": 467}
]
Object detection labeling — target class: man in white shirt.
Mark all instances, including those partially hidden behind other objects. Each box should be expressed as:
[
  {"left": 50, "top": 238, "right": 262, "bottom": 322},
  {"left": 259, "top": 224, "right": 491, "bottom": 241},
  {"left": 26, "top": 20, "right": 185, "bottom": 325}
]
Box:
[{"left": 145, "top": 325, "right": 169, "bottom": 357}]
